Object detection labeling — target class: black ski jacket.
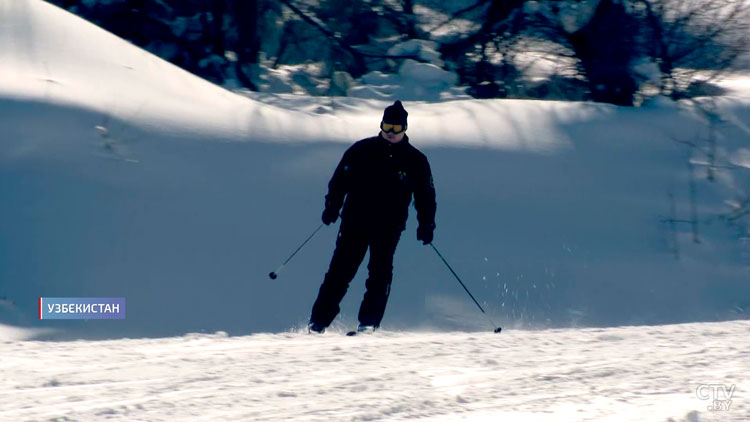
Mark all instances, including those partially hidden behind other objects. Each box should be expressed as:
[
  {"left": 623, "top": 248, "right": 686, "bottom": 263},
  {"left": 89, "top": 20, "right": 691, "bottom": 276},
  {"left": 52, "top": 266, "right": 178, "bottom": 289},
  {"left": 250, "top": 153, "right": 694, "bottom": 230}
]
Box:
[{"left": 325, "top": 134, "right": 436, "bottom": 233}]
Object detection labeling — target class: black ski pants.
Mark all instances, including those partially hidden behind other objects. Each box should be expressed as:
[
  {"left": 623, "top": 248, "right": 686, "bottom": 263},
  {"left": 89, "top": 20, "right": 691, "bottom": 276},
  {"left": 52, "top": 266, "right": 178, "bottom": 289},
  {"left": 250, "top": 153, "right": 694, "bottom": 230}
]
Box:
[{"left": 310, "top": 225, "right": 401, "bottom": 329}]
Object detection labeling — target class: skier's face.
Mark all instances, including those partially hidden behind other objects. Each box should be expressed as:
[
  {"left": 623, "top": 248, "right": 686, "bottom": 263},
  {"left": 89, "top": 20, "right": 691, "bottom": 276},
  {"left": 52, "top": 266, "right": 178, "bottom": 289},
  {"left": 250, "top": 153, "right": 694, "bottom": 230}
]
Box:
[{"left": 381, "top": 130, "right": 405, "bottom": 143}]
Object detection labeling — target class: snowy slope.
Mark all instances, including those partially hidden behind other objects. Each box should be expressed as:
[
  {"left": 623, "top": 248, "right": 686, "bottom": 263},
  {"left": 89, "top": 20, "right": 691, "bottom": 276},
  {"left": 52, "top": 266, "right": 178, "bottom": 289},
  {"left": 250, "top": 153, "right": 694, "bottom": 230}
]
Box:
[
  {"left": 1, "top": 320, "right": 748, "bottom": 421},
  {"left": 1, "top": 0, "right": 749, "bottom": 341},
  {"left": 0, "top": 0, "right": 580, "bottom": 150},
  {"left": 0, "top": 0, "right": 345, "bottom": 143}
]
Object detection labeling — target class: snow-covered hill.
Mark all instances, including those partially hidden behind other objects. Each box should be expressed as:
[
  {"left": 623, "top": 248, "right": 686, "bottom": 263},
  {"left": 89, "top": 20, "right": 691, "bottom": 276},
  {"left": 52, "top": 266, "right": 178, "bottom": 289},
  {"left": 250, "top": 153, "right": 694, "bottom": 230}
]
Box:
[
  {"left": 1, "top": 0, "right": 749, "bottom": 341},
  {"left": 1, "top": 320, "right": 748, "bottom": 421}
]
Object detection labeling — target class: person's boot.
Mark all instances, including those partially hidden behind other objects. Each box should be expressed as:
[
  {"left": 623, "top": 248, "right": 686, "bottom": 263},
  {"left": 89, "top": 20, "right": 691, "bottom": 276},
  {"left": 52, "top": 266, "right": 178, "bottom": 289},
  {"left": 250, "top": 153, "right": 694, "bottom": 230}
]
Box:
[
  {"left": 308, "top": 322, "right": 326, "bottom": 334},
  {"left": 356, "top": 325, "right": 376, "bottom": 334}
]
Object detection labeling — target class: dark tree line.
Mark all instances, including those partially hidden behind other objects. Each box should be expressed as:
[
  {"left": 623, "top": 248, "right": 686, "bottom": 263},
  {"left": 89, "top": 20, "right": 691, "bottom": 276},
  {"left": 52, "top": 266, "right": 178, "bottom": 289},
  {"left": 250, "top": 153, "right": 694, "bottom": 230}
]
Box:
[{"left": 47, "top": 0, "right": 749, "bottom": 106}]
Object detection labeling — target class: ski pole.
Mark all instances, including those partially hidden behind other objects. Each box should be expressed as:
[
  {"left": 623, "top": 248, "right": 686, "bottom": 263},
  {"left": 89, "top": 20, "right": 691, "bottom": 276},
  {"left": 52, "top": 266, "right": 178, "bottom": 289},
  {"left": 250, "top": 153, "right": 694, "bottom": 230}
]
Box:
[
  {"left": 430, "top": 243, "right": 502, "bottom": 333},
  {"left": 269, "top": 223, "right": 325, "bottom": 279}
]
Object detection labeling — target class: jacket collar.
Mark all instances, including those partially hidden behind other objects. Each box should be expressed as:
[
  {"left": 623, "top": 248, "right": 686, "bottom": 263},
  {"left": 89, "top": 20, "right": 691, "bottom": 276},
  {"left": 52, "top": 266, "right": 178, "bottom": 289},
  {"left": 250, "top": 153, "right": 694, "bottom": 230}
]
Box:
[{"left": 377, "top": 132, "right": 409, "bottom": 146}]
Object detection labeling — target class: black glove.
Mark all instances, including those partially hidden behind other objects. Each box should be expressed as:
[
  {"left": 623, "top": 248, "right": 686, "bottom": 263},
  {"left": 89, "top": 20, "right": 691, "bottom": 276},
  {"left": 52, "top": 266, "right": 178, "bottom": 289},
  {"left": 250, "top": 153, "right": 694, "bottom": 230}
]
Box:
[
  {"left": 322, "top": 207, "right": 339, "bottom": 225},
  {"left": 416, "top": 224, "right": 434, "bottom": 245}
]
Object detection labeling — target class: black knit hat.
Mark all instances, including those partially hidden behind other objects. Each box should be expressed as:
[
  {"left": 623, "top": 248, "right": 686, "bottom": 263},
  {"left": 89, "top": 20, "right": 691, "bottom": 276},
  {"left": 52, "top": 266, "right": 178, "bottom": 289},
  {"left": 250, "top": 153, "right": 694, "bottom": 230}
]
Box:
[{"left": 382, "top": 100, "right": 408, "bottom": 126}]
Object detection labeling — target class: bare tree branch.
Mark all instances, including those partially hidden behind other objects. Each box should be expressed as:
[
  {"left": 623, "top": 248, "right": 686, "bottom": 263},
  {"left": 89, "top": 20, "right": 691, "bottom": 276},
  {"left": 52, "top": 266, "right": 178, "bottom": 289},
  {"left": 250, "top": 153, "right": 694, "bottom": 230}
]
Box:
[
  {"left": 426, "top": 0, "right": 493, "bottom": 34},
  {"left": 277, "top": 0, "right": 427, "bottom": 68}
]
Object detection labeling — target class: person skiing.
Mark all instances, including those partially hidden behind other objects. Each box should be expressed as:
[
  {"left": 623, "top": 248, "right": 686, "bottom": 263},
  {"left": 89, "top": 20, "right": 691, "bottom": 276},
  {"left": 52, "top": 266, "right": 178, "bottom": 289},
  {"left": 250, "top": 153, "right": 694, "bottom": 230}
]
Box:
[{"left": 308, "top": 100, "right": 437, "bottom": 334}]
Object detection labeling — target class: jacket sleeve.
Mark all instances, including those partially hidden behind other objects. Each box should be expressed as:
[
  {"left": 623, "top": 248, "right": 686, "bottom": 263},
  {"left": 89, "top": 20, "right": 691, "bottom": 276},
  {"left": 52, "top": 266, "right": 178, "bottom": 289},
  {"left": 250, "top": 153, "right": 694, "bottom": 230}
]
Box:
[
  {"left": 413, "top": 154, "right": 436, "bottom": 230},
  {"left": 324, "top": 145, "right": 355, "bottom": 212}
]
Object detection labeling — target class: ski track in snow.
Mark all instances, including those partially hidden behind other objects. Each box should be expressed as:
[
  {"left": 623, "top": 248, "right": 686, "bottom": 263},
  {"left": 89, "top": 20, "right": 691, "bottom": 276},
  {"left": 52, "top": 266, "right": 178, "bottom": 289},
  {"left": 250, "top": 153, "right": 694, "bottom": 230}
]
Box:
[{"left": 1, "top": 321, "right": 748, "bottom": 422}]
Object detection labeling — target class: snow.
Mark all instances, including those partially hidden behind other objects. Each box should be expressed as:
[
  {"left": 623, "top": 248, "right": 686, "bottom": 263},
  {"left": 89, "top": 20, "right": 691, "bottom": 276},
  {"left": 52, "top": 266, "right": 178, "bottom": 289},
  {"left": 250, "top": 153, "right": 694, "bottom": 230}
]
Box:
[
  {"left": 731, "top": 149, "right": 750, "bottom": 169},
  {"left": 1, "top": 0, "right": 750, "bottom": 420},
  {"left": 1, "top": 321, "right": 748, "bottom": 421},
  {"left": 0, "top": 323, "right": 51, "bottom": 341},
  {"left": 347, "top": 40, "right": 460, "bottom": 101},
  {"left": 349, "top": 60, "right": 461, "bottom": 102},
  {"left": 1, "top": 0, "right": 750, "bottom": 337},
  {"left": 0, "top": 0, "right": 348, "bottom": 143},
  {"left": 387, "top": 39, "right": 445, "bottom": 67}
]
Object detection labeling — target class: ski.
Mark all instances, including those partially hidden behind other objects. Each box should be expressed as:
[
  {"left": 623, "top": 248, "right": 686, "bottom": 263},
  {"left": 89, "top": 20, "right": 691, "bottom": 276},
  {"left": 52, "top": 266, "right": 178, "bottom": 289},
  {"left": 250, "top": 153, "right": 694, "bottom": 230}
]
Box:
[{"left": 346, "top": 326, "right": 376, "bottom": 336}]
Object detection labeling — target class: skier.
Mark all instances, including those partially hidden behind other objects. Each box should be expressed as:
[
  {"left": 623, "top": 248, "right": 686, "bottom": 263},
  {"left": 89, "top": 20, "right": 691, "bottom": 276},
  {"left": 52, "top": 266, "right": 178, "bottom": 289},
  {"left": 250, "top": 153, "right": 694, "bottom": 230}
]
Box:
[{"left": 308, "top": 100, "right": 436, "bottom": 334}]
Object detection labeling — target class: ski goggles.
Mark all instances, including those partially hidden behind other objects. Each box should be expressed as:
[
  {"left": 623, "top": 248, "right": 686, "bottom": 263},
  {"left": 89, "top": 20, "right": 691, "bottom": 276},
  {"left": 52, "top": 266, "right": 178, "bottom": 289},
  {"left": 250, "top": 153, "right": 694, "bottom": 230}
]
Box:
[{"left": 381, "top": 122, "right": 406, "bottom": 134}]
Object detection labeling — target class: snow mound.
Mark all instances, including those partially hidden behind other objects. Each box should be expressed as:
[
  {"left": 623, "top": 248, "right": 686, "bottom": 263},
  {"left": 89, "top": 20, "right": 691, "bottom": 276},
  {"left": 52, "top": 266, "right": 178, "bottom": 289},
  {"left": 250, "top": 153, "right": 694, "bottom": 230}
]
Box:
[
  {"left": 0, "top": 323, "right": 51, "bottom": 341},
  {"left": 0, "top": 0, "right": 596, "bottom": 152},
  {"left": 387, "top": 39, "right": 445, "bottom": 66},
  {"left": 349, "top": 40, "right": 461, "bottom": 102},
  {"left": 0, "top": 0, "right": 350, "bottom": 142}
]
